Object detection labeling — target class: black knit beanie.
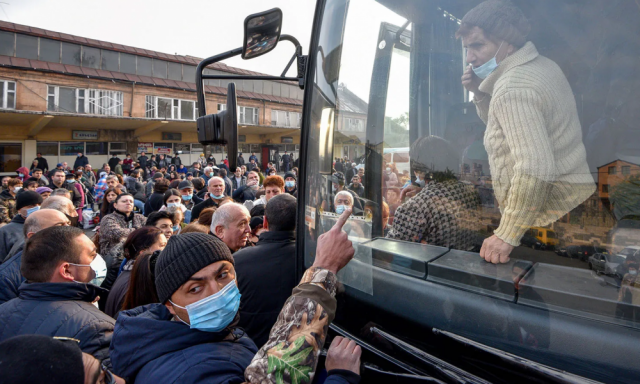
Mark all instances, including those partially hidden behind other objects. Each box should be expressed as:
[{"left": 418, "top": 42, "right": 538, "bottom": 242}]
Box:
[
  {"left": 155, "top": 233, "right": 234, "bottom": 303},
  {"left": 461, "top": 0, "right": 531, "bottom": 47},
  {"left": 0, "top": 335, "right": 84, "bottom": 384},
  {"left": 284, "top": 171, "right": 296, "bottom": 181},
  {"left": 16, "top": 190, "right": 43, "bottom": 210}
]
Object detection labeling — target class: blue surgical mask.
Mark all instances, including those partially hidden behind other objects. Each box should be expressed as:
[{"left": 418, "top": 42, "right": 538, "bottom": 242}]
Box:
[
  {"left": 172, "top": 225, "right": 180, "bottom": 232},
  {"left": 170, "top": 280, "right": 241, "bottom": 333},
  {"left": 336, "top": 204, "right": 347, "bottom": 214},
  {"left": 167, "top": 202, "right": 179, "bottom": 208},
  {"left": 472, "top": 41, "right": 504, "bottom": 79},
  {"left": 26, "top": 206, "right": 40, "bottom": 217},
  {"left": 285, "top": 181, "right": 295, "bottom": 188},
  {"left": 70, "top": 254, "right": 107, "bottom": 286},
  {"left": 18, "top": 173, "right": 24, "bottom": 178},
  {"left": 182, "top": 194, "right": 193, "bottom": 201},
  {"left": 210, "top": 193, "right": 225, "bottom": 200}
]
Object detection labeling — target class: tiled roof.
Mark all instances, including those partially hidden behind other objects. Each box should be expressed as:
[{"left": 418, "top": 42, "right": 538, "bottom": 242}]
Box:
[
  {"left": 0, "top": 21, "right": 299, "bottom": 86},
  {"left": 0, "top": 55, "right": 303, "bottom": 106}
]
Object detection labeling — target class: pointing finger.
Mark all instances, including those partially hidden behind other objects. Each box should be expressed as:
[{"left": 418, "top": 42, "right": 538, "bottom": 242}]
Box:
[{"left": 332, "top": 207, "right": 352, "bottom": 232}]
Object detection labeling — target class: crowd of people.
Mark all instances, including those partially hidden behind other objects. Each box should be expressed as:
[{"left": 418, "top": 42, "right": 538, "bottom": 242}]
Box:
[{"left": 0, "top": 150, "right": 362, "bottom": 384}]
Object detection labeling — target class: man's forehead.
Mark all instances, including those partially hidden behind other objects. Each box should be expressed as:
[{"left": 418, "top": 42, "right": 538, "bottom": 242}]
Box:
[
  {"left": 190, "top": 260, "right": 232, "bottom": 279},
  {"left": 461, "top": 26, "right": 487, "bottom": 45}
]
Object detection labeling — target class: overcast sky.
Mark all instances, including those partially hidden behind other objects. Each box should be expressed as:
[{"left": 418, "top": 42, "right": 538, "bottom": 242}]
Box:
[{"left": 1, "top": 0, "right": 317, "bottom": 76}]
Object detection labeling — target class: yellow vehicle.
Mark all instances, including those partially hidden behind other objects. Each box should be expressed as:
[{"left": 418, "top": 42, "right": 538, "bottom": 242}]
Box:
[{"left": 529, "top": 227, "right": 559, "bottom": 249}]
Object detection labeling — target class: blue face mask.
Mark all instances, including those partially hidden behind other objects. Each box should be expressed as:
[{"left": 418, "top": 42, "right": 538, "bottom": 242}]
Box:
[
  {"left": 18, "top": 173, "right": 24, "bottom": 178},
  {"left": 26, "top": 206, "right": 40, "bottom": 217},
  {"left": 335, "top": 204, "right": 347, "bottom": 215},
  {"left": 472, "top": 41, "right": 504, "bottom": 79},
  {"left": 170, "top": 280, "right": 241, "bottom": 332},
  {"left": 172, "top": 225, "right": 180, "bottom": 232},
  {"left": 285, "top": 181, "right": 295, "bottom": 188},
  {"left": 210, "top": 193, "right": 225, "bottom": 200},
  {"left": 182, "top": 194, "right": 193, "bottom": 201}
]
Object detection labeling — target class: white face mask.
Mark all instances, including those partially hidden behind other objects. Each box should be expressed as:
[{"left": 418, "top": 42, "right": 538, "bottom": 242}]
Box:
[
  {"left": 13, "top": 187, "right": 21, "bottom": 193},
  {"left": 69, "top": 254, "right": 107, "bottom": 286}
]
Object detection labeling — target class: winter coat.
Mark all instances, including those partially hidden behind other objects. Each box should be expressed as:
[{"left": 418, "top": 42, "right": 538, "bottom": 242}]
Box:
[
  {"left": 73, "top": 155, "right": 89, "bottom": 170},
  {"left": 232, "top": 175, "right": 247, "bottom": 191},
  {"left": 232, "top": 185, "right": 256, "bottom": 204},
  {"left": 110, "top": 304, "right": 257, "bottom": 384},
  {"left": 124, "top": 176, "right": 146, "bottom": 202},
  {"left": 0, "top": 282, "right": 115, "bottom": 361},
  {"left": 104, "top": 260, "right": 133, "bottom": 319},
  {"left": 144, "top": 193, "right": 165, "bottom": 217},
  {"left": 234, "top": 231, "right": 297, "bottom": 347},
  {"left": 114, "top": 164, "right": 123, "bottom": 176},
  {"left": 98, "top": 211, "right": 146, "bottom": 269},
  {"left": 172, "top": 156, "right": 182, "bottom": 167},
  {"left": 190, "top": 197, "right": 221, "bottom": 222},
  {"left": 0, "top": 189, "right": 16, "bottom": 221},
  {"left": 108, "top": 157, "right": 121, "bottom": 171},
  {"left": 0, "top": 251, "right": 24, "bottom": 305},
  {"left": 83, "top": 171, "right": 97, "bottom": 189},
  {"left": 34, "top": 156, "right": 50, "bottom": 172},
  {"left": 51, "top": 180, "right": 82, "bottom": 208},
  {"left": 0, "top": 215, "right": 25, "bottom": 261}
]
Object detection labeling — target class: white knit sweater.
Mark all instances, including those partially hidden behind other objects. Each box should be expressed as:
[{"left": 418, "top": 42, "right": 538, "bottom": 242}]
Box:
[{"left": 474, "top": 42, "right": 595, "bottom": 246}]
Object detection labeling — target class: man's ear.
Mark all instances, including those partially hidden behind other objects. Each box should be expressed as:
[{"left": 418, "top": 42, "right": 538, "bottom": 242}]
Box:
[
  {"left": 262, "top": 216, "right": 269, "bottom": 231},
  {"left": 165, "top": 301, "right": 176, "bottom": 316},
  {"left": 57, "top": 262, "right": 75, "bottom": 282},
  {"left": 214, "top": 225, "right": 225, "bottom": 239}
]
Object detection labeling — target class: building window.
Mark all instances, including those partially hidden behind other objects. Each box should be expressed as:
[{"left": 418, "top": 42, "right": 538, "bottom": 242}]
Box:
[
  {"left": 602, "top": 184, "right": 609, "bottom": 193},
  {"left": 281, "top": 136, "right": 294, "bottom": 144},
  {"left": 239, "top": 106, "right": 259, "bottom": 125},
  {"left": 622, "top": 166, "right": 631, "bottom": 175},
  {"left": 0, "top": 143, "right": 22, "bottom": 173},
  {"left": 47, "top": 86, "right": 123, "bottom": 116},
  {"left": 39, "top": 39, "right": 61, "bottom": 63},
  {"left": 36, "top": 142, "right": 59, "bottom": 156},
  {"left": 15, "top": 34, "right": 38, "bottom": 60},
  {"left": 217, "top": 103, "right": 226, "bottom": 111},
  {"left": 86, "top": 142, "right": 108, "bottom": 155},
  {"left": 109, "top": 142, "right": 127, "bottom": 154},
  {"left": 343, "top": 117, "right": 364, "bottom": 132},
  {"left": 0, "top": 31, "right": 14, "bottom": 57},
  {"left": 0, "top": 81, "right": 16, "bottom": 109},
  {"left": 145, "top": 96, "right": 196, "bottom": 120},
  {"left": 60, "top": 142, "right": 85, "bottom": 156},
  {"left": 271, "top": 110, "right": 302, "bottom": 127},
  {"left": 608, "top": 166, "right": 617, "bottom": 175}
]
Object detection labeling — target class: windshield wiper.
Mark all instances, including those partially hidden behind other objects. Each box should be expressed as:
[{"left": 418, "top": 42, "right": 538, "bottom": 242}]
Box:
[
  {"left": 432, "top": 328, "right": 603, "bottom": 384},
  {"left": 370, "top": 327, "right": 492, "bottom": 384}
]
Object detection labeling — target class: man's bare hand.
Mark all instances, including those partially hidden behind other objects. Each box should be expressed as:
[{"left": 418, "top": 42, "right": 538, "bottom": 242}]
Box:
[
  {"left": 480, "top": 235, "right": 515, "bottom": 264},
  {"left": 461, "top": 64, "right": 482, "bottom": 94},
  {"left": 400, "top": 184, "right": 422, "bottom": 201},
  {"left": 313, "top": 207, "right": 354, "bottom": 274},
  {"left": 325, "top": 336, "right": 362, "bottom": 375}
]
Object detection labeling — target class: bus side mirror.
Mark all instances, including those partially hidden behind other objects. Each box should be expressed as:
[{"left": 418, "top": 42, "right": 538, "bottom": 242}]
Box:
[
  {"left": 242, "top": 8, "right": 283, "bottom": 60},
  {"left": 197, "top": 83, "right": 238, "bottom": 148}
]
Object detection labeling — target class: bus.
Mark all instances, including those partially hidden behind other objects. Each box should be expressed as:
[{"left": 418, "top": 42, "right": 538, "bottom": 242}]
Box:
[{"left": 195, "top": 1, "right": 640, "bottom": 382}]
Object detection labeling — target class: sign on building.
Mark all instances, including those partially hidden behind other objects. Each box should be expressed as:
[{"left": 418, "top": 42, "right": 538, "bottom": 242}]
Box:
[
  {"left": 138, "top": 142, "right": 153, "bottom": 153},
  {"left": 154, "top": 143, "right": 173, "bottom": 155},
  {"left": 72, "top": 130, "right": 98, "bottom": 140}
]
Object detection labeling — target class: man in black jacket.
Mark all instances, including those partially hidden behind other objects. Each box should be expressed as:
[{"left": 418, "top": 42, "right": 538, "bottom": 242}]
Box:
[
  {"left": 0, "top": 226, "right": 114, "bottom": 362},
  {"left": 234, "top": 193, "right": 297, "bottom": 347},
  {"left": 0, "top": 191, "right": 43, "bottom": 261},
  {"left": 34, "top": 153, "right": 50, "bottom": 173},
  {"left": 50, "top": 169, "right": 81, "bottom": 209},
  {"left": 73, "top": 152, "right": 89, "bottom": 170},
  {"left": 108, "top": 153, "right": 121, "bottom": 171}
]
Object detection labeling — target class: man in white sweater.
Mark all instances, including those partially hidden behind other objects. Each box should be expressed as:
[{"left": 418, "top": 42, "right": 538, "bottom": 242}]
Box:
[{"left": 457, "top": 0, "right": 595, "bottom": 264}]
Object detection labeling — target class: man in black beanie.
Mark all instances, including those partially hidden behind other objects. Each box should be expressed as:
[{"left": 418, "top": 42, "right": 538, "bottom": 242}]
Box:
[
  {"left": 0, "top": 334, "right": 125, "bottom": 384},
  {"left": 284, "top": 171, "right": 298, "bottom": 198},
  {"left": 111, "top": 209, "right": 362, "bottom": 384},
  {"left": 0, "top": 190, "right": 42, "bottom": 261}
]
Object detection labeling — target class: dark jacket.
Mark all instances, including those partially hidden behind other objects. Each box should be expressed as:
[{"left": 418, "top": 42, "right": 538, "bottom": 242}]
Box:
[
  {"left": 138, "top": 155, "right": 148, "bottom": 169},
  {"left": 232, "top": 185, "right": 256, "bottom": 204},
  {"left": 234, "top": 231, "right": 297, "bottom": 348},
  {"left": 144, "top": 193, "right": 165, "bottom": 217},
  {"left": 51, "top": 180, "right": 82, "bottom": 208},
  {"left": 124, "top": 176, "right": 146, "bottom": 202},
  {"left": 0, "top": 282, "right": 115, "bottom": 361},
  {"left": 0, "top": 251, "right": 24, "bottom": 305},
  {"left": 34, "top": 156, "right": 50, "bottom": 172},
  {"left": 0, "top": 214, "right": 25, "bottom": 261},
  {"left": 347, "top": 183, "right": 364, "bottom": 197},
  {"left": 105, "top": 260, "right": 133, "bottom": 319},
  {"left": 232, "top": 175, "right": 247, "bottom": 191},
  {"left": 191, "top": 197, "right": 221, "bottom": 221},
  {"left": 285, "top": 185, "right": 298, "bottom": 199},
  {"left": 108, "top": 156, "right": 121, "bottom": 171},
  {"left": 73, "top": 155, "right": 89, "bottom": 170},
  {"left": 110, "top": 304, "right": 257, "bottom": 384},
  {"left": 237, "top": 155, "right": 245, "bottom": 166}
]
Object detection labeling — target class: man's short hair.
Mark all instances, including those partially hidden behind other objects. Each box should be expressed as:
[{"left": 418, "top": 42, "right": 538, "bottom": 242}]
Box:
[
  {"left": 41, "top": 195, "right": 74, "bottom": 215},
  {"left": 32, "top": 168, "right": 42, "bottom": 174},
  {"left": 154, "top": 178, "right": 170, "bottom": 193},
  {"left": 334, "top": 190, "right": 354, "bottom": 206},
  {"left": 191, "top": 177, "right": 205, "bottom": 191},
  {"left": 208, "top": 176, "right": 224, "bottom": 186},
  {"left": 7, "top": 178, "right": 22, "bottom": 188},
  {"left": 146, "top": 211, "right": 175, "bottom": 227},
  {"left": 21, "top": 226, "right": 84, "bottom": 282},
  {"left": 51, "top": 189, "right": 71, "bottom": 198},
  {"left": 263, "top": 175, "right": 284, "bottom": 190},
  {"left": 455, "top": 0, "right": 531, "bottom": 48},
  {"left": 204, "top": 167, "right": 213, "bottom": 173},
  {"left": 211, "top": 202, "right": 248, "bottom": 231},
  {"left": 52, "top": 169, "right": 65, "bottom": 177},
  {"left": 219, "top": 169, "right": 227, "bottom": 178},
  {"left": 265, "top": 194, "right": 296, "bottom": 232},
  {"left": 106, "top": 175, "right": 118, "bottom": 181}
]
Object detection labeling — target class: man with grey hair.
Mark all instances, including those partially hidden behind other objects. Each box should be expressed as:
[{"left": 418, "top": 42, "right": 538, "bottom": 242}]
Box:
[
  {"left": 191, "top": 176, "right": 227, "bottom": 221},
  {"left": 210, "top": 202, "right": 251, "bottom": 253},
  {"left": 0, "top": 209, "right": 70, "bottom": 304},
  {"left": 457, "top": 0, "right": 594, "bottom": 263},
  {"left": 40, "top": 195, "right": 79, "bottom": 227},
  {"left": 334, "top": 190, "right": 354, "bottom": 215},
  {"left": 202, "top": 166, "right": 214, "bottom": 184}
]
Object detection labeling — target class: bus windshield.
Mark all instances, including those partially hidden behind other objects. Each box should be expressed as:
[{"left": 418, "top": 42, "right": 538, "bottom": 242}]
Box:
[{"left": 302, "top": 0, "right": 640, "bottom": 377}]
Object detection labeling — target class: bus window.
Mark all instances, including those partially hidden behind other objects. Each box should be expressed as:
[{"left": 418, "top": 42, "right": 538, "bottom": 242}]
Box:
[{"left": 302, "top": 0, "right": 640, "bottom": 377}]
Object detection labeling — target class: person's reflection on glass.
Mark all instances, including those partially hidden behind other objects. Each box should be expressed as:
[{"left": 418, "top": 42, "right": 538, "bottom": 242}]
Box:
[
  {"left": 387, "top": 136, "right": 480, "bottom": 251},
  {"left": 457, "top": 0, "right": 595, "bottom": 264}
]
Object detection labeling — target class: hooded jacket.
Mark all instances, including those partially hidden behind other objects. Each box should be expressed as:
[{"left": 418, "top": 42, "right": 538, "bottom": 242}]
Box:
[
  {"left": 110, "top": 304, "right": 257, "bottom": 384},
  {"left": 0, "top": 282, "right": 115, "bottom": 361},
  {"left": 0, "top": 214, "right": 25, "bottom": 261},
  {"left": 16, "top": 167, "right": 30, "bottom": 182},
  {"left": 0, "top": 250, "right": 24, "bottom": 305}
]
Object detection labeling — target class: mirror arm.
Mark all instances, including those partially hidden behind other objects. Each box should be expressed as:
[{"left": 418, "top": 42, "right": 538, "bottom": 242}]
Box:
[
  {"left": 196, "top": 47, "right": 243, "bottom": 117},
  {"left": 278, "top": 35, "right": 306, "bottom": 89}
]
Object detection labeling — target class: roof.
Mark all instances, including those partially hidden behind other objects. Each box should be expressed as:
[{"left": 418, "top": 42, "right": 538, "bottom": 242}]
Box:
[
  {"left": 0, "top": 21, "right": 302, "bottom": 107},
  {"left": 597, "top": 158, "right": 640, "bottom": 169},
  {"left": 336, "top": 84, "right": 368, "bottom": 114}
]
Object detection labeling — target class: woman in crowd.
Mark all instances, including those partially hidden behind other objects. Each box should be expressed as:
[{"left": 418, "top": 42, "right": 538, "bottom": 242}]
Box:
[
  {"left": 197, "top": 207, "right": 216, "bottom": 227},
  {"left": 0, "top": 178, "right": 22, "bottom": 220},
  {"left": 35, "top": 186, "right": 52, "bottom": 200},
  {"left": 98, "top": 193, "right": 147, "bottom": 296},
  {"left": 23, "top": 179, "right": 39, "bottom": 191},
  {"left": 144, "top": 178, "right": 169, "bottom": 216},
  {"left": 100, "top": 187, "right": 122, "bottom": 220},
  {"left": 166, "top": 205, "right": 185, "bottom": 235},
  {"left": 121, "top": 250, "right": 162, "bottom": 312},
  {"left": 105, "top": 226, "right": 167, "bottom": 318}
]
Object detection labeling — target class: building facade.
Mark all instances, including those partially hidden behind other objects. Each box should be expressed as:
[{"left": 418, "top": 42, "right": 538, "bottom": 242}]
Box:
[{"left": 0, "top": 21, "right": 303, "bottom": 174}]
